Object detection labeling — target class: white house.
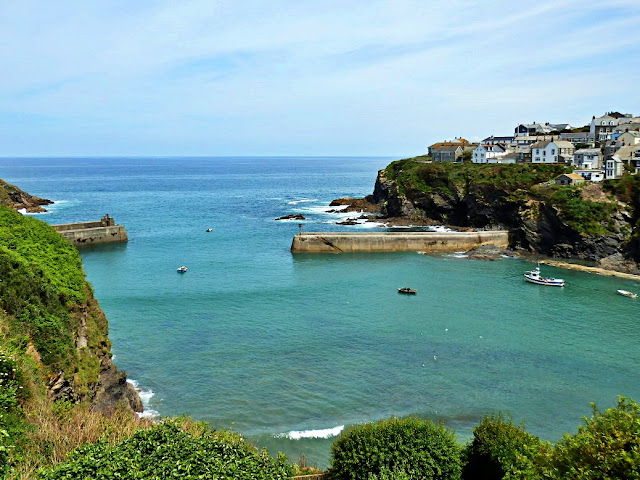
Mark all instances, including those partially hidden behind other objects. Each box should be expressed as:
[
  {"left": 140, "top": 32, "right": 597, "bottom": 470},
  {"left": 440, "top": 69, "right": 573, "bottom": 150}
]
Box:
[
  {"left": 574, "top": 169, "right": 605, "bottom": 182},
  {"left": 605, "top": 158, "right": 625, "bottom": 179},
  {"left": 572, "top": 148, "right": 602, "bottom": 169},
  {"left": 472, "top": 143, "right": 509, "bottom": 163},
  {"left": 530, "top": 140, "right": 575, "bottom": 164}
]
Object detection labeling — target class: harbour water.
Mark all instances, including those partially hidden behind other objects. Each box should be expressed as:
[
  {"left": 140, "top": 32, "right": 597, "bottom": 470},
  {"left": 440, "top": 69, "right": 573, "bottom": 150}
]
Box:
[{"left": 1, "top": 156, "right": 639, "bottom": 468}]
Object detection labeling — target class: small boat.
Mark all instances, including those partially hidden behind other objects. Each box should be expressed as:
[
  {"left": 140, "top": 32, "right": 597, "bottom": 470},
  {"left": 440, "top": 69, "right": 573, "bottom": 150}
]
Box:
[
  {"left": 523, "top": 265, "right": 565, "bottom": 287},
  {"left": 398, "top": 287, "right": 417, "bottom": 295},
  {"left": 177, "top": 266, "right": 188, "bottom": 273},
  {"left": 617, "top": 289, "right": 637, "bottom": 298},
  {"left": 206, "top": 228, "right": 213, "bottom": 232}
]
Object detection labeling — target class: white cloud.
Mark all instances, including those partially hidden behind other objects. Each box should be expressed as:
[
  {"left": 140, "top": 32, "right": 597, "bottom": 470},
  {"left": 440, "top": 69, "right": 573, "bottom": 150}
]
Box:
[{"left": 1, "top": 0, "right": 639, "bottom": 155}]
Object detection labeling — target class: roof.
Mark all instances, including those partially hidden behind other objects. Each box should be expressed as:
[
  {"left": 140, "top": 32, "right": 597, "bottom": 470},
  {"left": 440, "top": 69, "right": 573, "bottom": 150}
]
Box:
[
  {"left": 558, "top": 173, "right": 585, "bottom": 181},
  {"left": 554, "top": 140, "right": 575, "bottom": 149},
  {"left": 530, "top": 140, "right": 552, "bottom": 149},
  {"left": 574, "top": 148, "right": 601, "bottom": 154},
  {"left": 432, "top": 145, "right": 462, "bottom": 152}
]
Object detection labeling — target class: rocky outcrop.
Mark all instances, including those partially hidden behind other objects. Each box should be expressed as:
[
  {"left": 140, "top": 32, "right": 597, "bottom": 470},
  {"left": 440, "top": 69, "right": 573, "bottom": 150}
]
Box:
[
  {"left": 275, "top": 214, "right": 306, "bottom": 220},
  {"left": 367, "top": 164, "right": 640, "bottom": 271},
  {"left": 0, "top": 178, "right": 53, "bottom": 212}
]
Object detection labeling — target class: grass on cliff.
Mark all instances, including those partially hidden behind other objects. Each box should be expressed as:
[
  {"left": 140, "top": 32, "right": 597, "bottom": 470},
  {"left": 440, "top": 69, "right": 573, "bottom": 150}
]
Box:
[{"left": 385, "top": 160, "right": 570, "bottom": 197}]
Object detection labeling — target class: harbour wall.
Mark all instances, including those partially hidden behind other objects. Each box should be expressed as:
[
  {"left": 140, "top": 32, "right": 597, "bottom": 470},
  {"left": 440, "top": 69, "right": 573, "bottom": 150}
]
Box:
[
  {"left": 290, "top": 231, "right": 510, "bottom": 253},
  {"left": 52, "top": 216, "right": 128, "bottom": 248}
]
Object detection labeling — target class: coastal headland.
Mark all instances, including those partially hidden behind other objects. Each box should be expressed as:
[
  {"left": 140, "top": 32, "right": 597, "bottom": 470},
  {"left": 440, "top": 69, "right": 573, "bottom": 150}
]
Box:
[{"left": 291, "top": 230, "right": 509, "bottom": 253}]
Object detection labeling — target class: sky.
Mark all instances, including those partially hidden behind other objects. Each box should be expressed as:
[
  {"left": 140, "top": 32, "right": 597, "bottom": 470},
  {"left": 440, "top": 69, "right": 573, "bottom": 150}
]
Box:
[{"left": 1, "top": 0, "right": 640, "bottom": 157}]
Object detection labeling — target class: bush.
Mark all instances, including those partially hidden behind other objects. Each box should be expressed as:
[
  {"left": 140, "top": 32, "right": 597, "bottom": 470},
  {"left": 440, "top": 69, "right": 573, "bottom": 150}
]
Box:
[
  {"left": 329, "top": 417, "right": 462, "bottom": 480},
  {"left": 546, "top": 396, "right": 640, "bottom": 479},
  {"left": 462, "top": 414, "right": 546, "bottom": 480},
  {"left": 40, "top": 419, "right": 293, "bottom": 480}
]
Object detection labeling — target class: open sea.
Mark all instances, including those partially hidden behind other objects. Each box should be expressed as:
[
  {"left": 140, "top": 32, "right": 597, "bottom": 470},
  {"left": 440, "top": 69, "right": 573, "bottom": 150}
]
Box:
[{"left": 1, "top": 156, "right": 639, "bottom": 469}]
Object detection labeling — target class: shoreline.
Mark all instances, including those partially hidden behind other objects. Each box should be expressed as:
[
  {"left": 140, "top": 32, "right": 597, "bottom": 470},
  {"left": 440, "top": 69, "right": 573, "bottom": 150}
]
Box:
[{"left": 539, "top": 259, "right": 640, "bottom": 281}]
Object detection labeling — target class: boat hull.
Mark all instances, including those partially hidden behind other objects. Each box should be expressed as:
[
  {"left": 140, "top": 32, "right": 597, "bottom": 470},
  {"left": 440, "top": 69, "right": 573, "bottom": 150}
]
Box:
[{"left": 523, "top": 274, "right": 565, "bottom": 287}]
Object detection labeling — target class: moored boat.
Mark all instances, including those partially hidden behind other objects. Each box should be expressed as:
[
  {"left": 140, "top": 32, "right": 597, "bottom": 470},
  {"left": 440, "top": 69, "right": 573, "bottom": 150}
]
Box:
[
  {"left": 177, "top": 266, "right": 188, "bottom": 273},
  {"left": 523, "top": 265, "right": 565, "bottom": 287},
  {"left": 617, "top": 289, "right": 637, "bottom": 298},
  {"left": 398, "top": 287, "right": 417, "bottom": 294}
]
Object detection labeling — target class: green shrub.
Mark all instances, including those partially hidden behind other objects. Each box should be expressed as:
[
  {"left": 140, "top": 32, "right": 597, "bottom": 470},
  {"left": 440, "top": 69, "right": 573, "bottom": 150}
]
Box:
[
  {"left": 550, "top": 186, "right": 620, "bottom": 236},
  {"left": 462, "top": 414, "right": 546, "bottom": 480},
  {"left": 329, "top": 417, "right": 462, "bottom": 480},
  {"left": 546, "top": 396, "right": 640, "bottom": 480},
  {"left": 39, "top": 419, "right": 293, "bottom": 480}
]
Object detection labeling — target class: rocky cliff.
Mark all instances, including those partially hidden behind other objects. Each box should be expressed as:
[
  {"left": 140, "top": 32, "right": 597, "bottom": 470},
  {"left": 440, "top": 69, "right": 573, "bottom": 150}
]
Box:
[
  {"left": 0, "top": 203, "right": 141, "bottom": 415},
  {"left": 366, "top": 159, "right": 640, "bottom": 272},
  {"left": 0, "top": 178, "right": 53, "bottom": 212}
]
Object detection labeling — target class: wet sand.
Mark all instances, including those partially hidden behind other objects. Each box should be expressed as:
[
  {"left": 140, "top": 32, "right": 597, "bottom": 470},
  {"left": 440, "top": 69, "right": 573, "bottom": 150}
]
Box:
[{"left": 540, "top": 259, "right": 640, "bottom": 281}]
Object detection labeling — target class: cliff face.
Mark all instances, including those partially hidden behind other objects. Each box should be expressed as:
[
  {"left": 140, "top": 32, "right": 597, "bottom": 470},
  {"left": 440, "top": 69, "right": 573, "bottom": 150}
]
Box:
[
  {"left": 0, "top": 205, "right": 141, "bottom": 414},
  {"left": 0, "top": 178, "right": 53, "bottom": 212},
  {"left": 371, "top": 161, "right": 640, "bottom": 269}
]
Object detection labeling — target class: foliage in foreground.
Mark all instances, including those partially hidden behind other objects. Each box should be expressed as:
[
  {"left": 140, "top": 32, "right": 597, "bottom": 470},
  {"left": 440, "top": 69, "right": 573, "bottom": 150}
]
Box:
[
  {"left": 545, "top": 396, "right": 640, "bottom": 480},
  {"left": 329, "top": 417, "right": 462, "bottom": 480},
  {"left": 462, "top": 414, "right": 548, "bottom": 480},
  {"left": 39, "top": 419, "right": 293, "bottom": 480}
]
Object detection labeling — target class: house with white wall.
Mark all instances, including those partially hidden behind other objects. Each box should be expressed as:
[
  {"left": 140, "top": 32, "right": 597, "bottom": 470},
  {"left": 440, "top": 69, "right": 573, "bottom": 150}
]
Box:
[
  {"left": 572, "top": 148, "right": 602, "bottom": 169},
  {"left": 605, "top": 158, "right": 625, "bottom": 179},
  {"left": 472, "top": 143, "right": 509, "bottom": 163},
  {"left": 530, "top": 140, "right": 575, "bottom": 163}
]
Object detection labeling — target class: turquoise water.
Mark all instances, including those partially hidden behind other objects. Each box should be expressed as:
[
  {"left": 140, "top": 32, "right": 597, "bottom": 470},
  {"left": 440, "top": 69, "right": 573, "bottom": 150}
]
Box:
[{"left": 1, "top": 157, "right": 639, "bottom": 468}]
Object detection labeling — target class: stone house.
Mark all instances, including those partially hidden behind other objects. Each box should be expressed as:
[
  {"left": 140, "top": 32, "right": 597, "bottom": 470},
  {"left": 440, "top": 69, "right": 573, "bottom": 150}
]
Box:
[
  {"left": 555, "top": 173, "right": 585, "bottom": 186},
  {"left": 590, "top": 112, "right": 635, "bottom": 141},
  {"left": 431, "top": 145, "right": 464, "bottom": 162},
  {"left": 613, "top": 145, "right": 640, "bottom": 174}
]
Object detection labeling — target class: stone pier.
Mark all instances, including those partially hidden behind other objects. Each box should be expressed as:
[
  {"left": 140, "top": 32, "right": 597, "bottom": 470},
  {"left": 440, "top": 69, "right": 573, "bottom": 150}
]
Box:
[
  {"left": 53, "top": 215, "right": 128, "bottom": 248},
  {"left": 290, "top": 231, "right": 509, "bottom": 253}
]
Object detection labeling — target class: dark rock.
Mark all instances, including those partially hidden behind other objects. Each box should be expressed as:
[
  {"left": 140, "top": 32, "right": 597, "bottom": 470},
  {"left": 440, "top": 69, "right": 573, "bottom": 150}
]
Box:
[
  {"left": 0, "top": 178, "right": 53, "bottom": 212},
  {"left": 275, "top": 214, "right": 305, "bottom": 221},
  {"left": 329, "top": 196, "right": 379, "bottom": 213},
  {"left": 336, "top": 219, "right": 358, "bottom": 225},
  {"left": 465, "top": 245, "right": 515, "bottom": 261},
  {"left": 598, "top": 253, "right": 640, "bottom": 275}
]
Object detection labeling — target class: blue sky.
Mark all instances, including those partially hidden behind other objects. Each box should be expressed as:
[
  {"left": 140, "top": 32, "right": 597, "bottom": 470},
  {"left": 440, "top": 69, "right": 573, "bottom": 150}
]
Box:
[{"left": 1, "top": 0, "right": 639, "bottom": 157}]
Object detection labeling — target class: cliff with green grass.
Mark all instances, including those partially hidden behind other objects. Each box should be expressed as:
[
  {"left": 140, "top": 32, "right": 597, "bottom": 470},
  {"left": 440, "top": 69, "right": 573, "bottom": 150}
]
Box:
[
  {"left": 0, "top": 205, "right": 143, "bottom": 476},
  {"left": 370, "top": 159, "right": 640, "bottom": 268}
]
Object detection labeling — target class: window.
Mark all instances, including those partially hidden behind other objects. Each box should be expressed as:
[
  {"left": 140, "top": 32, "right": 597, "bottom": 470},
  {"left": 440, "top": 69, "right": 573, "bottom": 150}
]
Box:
[{"left": 551, "top": 149, "right": 555, "bottom": 154}]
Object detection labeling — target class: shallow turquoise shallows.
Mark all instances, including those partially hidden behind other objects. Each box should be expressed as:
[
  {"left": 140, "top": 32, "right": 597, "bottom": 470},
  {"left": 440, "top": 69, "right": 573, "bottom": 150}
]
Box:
[{"left": 2, "top": 157, "right": 639, "bottom": 469}]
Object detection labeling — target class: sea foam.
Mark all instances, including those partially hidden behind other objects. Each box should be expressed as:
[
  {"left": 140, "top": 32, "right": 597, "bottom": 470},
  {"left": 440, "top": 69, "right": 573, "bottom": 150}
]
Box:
[
  {"left": 127, "top": 378, "right": 159, "bottom": 419},
  {"left": 278, "top": 425, "right": 344, "bottom": 440}
]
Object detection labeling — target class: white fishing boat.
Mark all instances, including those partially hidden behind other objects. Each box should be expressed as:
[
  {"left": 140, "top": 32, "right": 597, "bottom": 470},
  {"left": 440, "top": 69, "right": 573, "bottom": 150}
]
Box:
[
  {"left": 177, "top": 266, "right": 188, "bottom": 273},
  {"left": 617, "top": 289, "right": 637, "bottom": 298},
  {"left": 523, "top": 265, "right": 565, "bottom": 287}
]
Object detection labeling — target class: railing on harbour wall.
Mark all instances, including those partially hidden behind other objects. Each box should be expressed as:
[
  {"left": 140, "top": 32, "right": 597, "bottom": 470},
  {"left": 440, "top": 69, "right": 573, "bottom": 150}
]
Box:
[{"left": 290, "top": 231, "right": 510, "bottom": 254}]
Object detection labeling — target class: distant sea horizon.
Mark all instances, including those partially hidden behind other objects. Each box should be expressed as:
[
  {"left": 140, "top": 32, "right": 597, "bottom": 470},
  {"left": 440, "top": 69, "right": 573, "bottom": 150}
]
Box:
[{"left": 1, "top": 156, "right": 639, "bottom": 469}]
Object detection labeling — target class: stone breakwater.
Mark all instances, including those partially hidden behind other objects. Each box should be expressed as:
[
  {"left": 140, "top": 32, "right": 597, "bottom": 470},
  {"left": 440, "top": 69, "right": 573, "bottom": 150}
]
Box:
[
  {"left": 290, "top": 231, "right": 509, "bottom": 253},
  {"left": 53, "top": 215, "right": 128, "bottom": 248}
]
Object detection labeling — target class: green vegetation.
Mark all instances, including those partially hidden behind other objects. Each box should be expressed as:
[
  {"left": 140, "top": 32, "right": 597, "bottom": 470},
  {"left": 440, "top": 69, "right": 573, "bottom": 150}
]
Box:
[
  {"left": 329, "top": 417, "right": 462, "bottom": 480},
  {"left": 41, "top": 419, "right": 293, "bottom": 480},
  {"left": 549, "top": 186, "right": 621, "bottom": 236},
  {"left": 462, "top": 414, "right": 548, "bottom": 480}
]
